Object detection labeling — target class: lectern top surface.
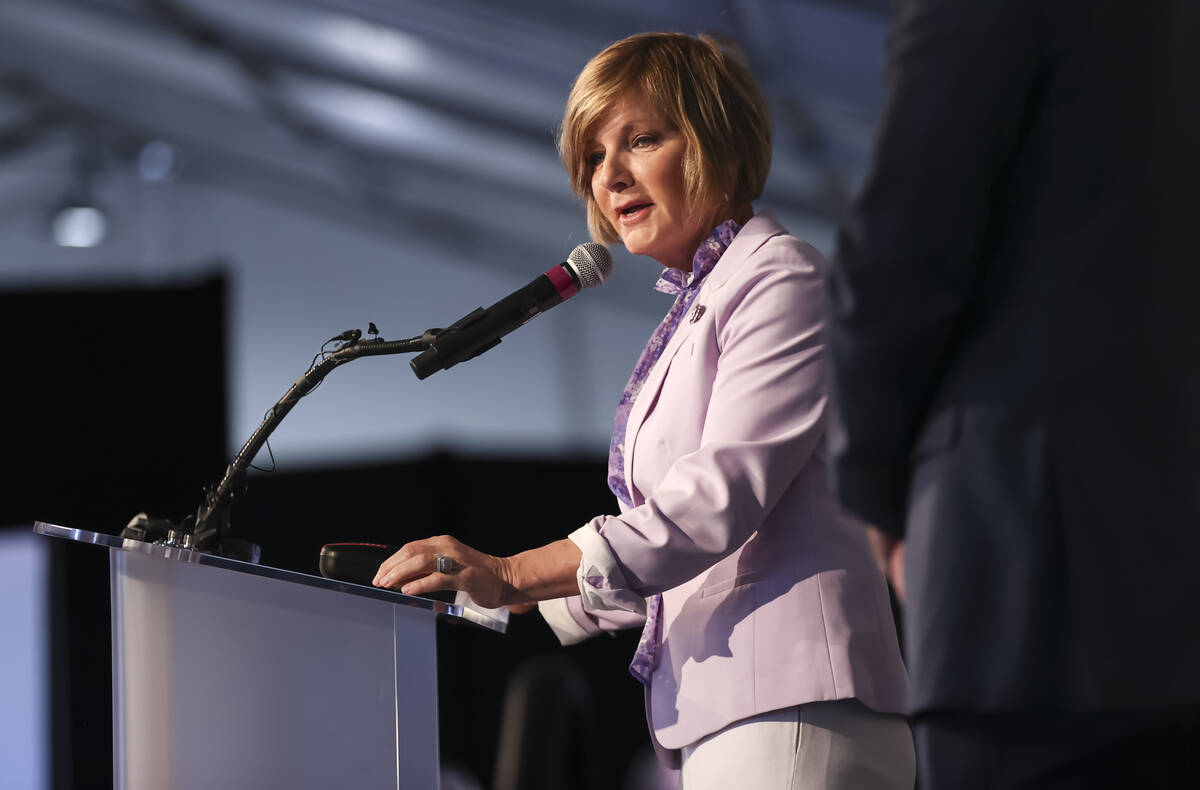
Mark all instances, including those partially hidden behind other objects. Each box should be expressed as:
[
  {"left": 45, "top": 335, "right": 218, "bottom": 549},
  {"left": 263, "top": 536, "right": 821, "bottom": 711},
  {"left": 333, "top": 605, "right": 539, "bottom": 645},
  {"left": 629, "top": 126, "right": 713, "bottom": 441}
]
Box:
[{"left": 33, "top": 521, "right": 508, "bottom": 633}]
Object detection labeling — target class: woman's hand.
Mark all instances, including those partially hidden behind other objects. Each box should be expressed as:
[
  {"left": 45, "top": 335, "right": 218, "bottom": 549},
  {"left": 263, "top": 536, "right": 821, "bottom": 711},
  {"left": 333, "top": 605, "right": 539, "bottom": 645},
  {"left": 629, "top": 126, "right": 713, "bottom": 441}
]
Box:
[
  {"left": 372, "top": 535, "right": 525, "bottom": 610},
  {"left": 372, "top": 536, "right": 583, "bottom": 610},
  {"left": 865, "top": 525, "right": 906, "bottom": 603}
]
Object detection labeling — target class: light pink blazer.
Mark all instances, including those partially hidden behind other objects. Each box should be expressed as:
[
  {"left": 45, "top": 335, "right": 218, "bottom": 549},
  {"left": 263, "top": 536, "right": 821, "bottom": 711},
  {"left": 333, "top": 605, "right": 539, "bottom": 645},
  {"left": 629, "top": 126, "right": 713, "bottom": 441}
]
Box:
[{"left": 547, "top": 212, "right": 907, "bottom": 763}]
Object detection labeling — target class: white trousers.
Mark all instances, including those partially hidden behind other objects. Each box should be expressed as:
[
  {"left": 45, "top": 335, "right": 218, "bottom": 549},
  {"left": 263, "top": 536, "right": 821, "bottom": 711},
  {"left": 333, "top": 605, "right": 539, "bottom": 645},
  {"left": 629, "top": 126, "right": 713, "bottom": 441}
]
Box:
[{"left": 679, "top": 700, "right": 915, "bottom": 790}]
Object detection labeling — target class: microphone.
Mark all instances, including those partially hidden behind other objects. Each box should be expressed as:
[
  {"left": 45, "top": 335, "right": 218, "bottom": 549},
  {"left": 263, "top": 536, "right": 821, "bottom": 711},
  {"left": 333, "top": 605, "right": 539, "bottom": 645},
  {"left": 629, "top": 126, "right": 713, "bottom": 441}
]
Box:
[{"left": 410, "top": 242, "right": 613, "bottom": 379}]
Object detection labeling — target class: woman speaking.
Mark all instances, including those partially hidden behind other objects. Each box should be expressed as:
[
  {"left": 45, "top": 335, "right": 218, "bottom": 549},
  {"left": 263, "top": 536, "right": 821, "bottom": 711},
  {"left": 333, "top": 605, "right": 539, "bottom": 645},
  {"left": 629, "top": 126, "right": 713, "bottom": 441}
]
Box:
[{"left": 374, "top": 32, "right": 913, "bottom": 789}]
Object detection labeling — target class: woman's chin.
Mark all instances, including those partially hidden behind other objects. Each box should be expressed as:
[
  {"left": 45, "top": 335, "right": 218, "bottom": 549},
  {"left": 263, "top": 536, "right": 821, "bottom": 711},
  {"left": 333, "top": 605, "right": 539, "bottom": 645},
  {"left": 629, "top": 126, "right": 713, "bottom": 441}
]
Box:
[
  {"left": 619, "top": 234, "right": 688, "bottom": 270},
  {"left": 619, "top": 236, "right": 653, "bottom": 261}
]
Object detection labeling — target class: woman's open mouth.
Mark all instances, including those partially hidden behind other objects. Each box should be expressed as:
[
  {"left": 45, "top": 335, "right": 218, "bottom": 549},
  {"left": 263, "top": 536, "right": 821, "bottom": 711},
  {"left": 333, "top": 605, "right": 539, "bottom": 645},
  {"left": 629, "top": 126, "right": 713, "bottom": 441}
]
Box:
[{"left": 617, "top": 203, "right": 652, "bottom": 223}]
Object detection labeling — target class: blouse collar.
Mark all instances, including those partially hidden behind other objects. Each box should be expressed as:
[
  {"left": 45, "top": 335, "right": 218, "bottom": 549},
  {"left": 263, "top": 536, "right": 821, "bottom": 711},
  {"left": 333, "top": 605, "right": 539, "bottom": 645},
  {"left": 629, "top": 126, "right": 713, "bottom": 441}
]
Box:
[{"left": 653, "top": 218, "right": 742, "bottom": 296}]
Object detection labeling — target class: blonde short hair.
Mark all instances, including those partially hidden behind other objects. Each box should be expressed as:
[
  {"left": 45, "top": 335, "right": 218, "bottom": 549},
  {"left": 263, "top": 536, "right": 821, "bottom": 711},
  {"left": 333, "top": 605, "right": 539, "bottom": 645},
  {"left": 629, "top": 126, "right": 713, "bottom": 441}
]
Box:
[{"left": 559, "top": 32, "right": 772, "bottom": 245}]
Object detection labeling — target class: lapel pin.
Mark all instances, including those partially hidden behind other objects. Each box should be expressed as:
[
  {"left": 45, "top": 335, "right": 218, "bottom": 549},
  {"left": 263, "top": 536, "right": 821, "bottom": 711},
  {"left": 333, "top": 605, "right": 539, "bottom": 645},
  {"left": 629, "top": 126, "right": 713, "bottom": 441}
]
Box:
[{"left": 688, "top": 304, "right": 706, "bottom": 324}]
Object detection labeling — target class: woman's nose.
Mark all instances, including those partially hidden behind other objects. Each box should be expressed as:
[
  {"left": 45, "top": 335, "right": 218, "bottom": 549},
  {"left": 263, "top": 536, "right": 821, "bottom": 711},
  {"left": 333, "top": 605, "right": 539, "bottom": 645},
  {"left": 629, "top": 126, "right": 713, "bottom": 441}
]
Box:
[{"left": 597, "top": 155, "right": 632, "bottom": 192}]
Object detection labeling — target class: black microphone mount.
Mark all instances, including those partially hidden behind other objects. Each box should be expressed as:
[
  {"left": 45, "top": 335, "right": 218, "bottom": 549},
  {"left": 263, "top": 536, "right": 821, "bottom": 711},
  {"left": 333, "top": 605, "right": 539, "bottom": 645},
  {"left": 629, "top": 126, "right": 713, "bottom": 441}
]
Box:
[{"left": 181, "top": 326, "right": 434, "bottom": 559}]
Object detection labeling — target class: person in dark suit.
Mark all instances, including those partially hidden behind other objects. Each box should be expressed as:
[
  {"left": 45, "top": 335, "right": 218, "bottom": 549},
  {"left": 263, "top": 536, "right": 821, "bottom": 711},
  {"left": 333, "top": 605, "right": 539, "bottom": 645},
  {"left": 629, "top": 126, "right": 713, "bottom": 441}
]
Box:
[{"left": 826, "top": 0, "right": 1200, "bottom": 787}]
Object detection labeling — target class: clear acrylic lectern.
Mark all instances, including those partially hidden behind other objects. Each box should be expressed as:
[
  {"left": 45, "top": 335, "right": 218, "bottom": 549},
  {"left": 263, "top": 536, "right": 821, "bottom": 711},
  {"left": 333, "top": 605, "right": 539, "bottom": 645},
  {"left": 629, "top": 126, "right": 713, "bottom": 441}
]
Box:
[{"left": 34, "top": 521, "right": 507, "bottom": 790}]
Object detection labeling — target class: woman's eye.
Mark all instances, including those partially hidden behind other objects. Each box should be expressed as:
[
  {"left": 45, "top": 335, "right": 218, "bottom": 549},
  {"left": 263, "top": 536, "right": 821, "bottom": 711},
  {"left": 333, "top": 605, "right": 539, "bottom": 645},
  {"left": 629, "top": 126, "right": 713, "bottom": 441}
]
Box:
[
  {"left": 588, "top": 151, "right": 605, "bottom": 167},
  {"left": 633, "top": 135, "right": 657, "bottom": 148}
]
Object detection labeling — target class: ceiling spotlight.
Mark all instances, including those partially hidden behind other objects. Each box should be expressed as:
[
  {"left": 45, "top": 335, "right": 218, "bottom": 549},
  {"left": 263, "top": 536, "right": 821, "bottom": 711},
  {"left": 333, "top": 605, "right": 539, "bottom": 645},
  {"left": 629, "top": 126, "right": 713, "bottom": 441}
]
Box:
[
  {"left": 51, "top": 125, "right": 111, "bottom": 248},
  {"left": 138, "top": 139, "right": 180, "bottom": 183},
  {"left": 50, "top": 201, "right": 108, "bottom": 248}
]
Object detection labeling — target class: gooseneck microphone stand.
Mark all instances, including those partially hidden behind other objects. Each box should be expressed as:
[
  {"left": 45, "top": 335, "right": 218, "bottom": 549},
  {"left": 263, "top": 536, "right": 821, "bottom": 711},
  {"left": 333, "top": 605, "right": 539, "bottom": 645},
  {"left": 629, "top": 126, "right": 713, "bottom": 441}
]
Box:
[{"left": 185, "top": 327, "right": 434, "bottom": 560}]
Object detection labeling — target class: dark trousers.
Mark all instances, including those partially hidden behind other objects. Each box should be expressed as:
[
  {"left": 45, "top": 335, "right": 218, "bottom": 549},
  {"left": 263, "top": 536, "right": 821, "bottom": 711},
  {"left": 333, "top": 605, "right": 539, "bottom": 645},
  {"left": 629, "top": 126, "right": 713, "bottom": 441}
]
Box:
[{"left": 914, "top": 709, "right": 1200, "bottom": 790}]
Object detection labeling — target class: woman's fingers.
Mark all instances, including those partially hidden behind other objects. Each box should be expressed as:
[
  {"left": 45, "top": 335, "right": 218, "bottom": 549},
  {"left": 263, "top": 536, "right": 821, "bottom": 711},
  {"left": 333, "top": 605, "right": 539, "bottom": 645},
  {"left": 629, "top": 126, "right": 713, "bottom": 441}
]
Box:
[
  {"left": 371, "top": 536, "right": 488, "bottom": 599},
  {"left": 396, "top": 568, "right": 455, "bottom": 597},
  {"left": 371, "top": 535, "right": 515, "bottom": 608},
  {"left": 373, "top": 554, "right": 431, "bottom": 589},
  {"left": 373, "top": 536, "right": 455, "bottom": 586},
  {"left": 374, "top": 551, "right": 449, "bottom": 589}
]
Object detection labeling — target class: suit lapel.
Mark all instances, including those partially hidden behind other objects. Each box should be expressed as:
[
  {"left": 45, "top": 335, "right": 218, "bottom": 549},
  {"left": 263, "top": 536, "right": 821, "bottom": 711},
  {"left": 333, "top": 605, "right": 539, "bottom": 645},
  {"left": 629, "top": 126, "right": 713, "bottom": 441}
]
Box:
[
  {"left": 620, "top": 212, "right": 787, "bottom": 503},
  {"left": 623, "top": 301, "right": 698, "bottom": 504}
]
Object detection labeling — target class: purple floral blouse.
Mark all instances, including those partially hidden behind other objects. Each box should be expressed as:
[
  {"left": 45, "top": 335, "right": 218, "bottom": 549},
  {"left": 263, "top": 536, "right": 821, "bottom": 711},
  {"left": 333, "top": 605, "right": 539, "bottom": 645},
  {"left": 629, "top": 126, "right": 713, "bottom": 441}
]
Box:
[{"left": 605, "top": 218, "right": 742, "bottom": 684}]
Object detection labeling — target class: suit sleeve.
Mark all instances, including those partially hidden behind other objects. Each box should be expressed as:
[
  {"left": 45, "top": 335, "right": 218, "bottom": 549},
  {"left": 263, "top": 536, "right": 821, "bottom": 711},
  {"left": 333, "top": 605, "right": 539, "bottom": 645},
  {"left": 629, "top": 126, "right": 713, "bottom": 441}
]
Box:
[
  {"left": 571, "top": 239, "right": 831, "bottom": 612},
  {"left": 828, "top": 0, "right": 1042, "bottom": 535}
]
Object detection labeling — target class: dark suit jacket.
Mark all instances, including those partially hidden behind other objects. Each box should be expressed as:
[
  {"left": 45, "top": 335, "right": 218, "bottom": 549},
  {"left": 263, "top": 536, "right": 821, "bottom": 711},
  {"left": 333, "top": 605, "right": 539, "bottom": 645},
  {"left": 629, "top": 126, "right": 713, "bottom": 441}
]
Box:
[{"left": 828, "top": 0, "right": 1200, "bottom": 713}]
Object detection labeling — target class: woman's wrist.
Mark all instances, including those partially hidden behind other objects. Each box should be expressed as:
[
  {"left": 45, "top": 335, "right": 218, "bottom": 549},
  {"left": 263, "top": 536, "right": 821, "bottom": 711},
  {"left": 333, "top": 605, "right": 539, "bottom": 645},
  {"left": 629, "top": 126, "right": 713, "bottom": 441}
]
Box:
[{"left": 502, "top": 538, "right": 583, "bottom": 604}]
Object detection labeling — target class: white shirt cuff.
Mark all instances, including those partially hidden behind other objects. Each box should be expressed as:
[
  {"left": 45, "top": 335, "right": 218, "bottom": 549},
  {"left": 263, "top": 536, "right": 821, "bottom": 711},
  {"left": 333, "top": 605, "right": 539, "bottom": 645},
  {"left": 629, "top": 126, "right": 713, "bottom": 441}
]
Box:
[
  {"left": 536, "top": 597, "right": 591, "bottom": 646},
  {"left": 568, "top": 524, "right": 647, "bottom": 616}
]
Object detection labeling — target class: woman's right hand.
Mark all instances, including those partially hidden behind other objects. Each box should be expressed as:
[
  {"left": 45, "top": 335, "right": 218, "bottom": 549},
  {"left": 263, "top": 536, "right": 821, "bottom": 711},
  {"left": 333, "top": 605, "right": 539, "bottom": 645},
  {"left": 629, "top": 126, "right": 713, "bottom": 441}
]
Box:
[
  {"left": 373, "top": 535, "right": 582, "bottom": 609},
  {"left": 372, "top": 534, "right": 522, "bottom": 609}
]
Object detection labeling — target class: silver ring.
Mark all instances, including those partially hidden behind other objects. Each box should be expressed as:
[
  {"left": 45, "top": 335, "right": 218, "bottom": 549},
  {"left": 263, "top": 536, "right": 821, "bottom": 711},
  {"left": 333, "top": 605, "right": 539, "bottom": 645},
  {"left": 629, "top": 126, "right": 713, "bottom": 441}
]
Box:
[{"left": 434, "top": 553, "right": 454, "bottom": 574}]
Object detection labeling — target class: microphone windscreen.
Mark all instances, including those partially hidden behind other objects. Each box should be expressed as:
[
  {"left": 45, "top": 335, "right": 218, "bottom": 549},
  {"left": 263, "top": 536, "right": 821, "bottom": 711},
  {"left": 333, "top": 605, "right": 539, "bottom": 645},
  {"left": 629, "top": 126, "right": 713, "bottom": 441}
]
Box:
[{"left": 567, "top": 242, "right": 613, "bottom": 289}]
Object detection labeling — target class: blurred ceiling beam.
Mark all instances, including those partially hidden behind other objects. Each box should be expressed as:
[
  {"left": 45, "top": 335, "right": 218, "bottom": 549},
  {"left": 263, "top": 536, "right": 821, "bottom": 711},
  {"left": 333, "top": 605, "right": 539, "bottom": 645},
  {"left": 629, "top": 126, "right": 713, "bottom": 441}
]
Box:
[{"left": 0, "top": 0, "right": 887, "bottom": 271}]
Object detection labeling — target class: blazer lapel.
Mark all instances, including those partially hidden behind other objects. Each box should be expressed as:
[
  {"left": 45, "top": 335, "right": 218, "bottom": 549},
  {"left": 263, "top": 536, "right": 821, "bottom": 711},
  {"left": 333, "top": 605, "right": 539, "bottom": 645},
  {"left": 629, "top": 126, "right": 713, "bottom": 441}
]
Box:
[
  {"left": 620, "top": 211, "right": 788, "bottom": 504},
  {"left": 623, "top": 303, "right": 699, "bottom": 505}
]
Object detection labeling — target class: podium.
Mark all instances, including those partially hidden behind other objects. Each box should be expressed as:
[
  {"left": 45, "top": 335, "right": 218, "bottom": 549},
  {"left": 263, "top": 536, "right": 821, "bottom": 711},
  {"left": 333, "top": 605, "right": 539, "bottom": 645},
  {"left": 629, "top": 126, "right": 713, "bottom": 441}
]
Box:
[{"left": 34, "top": 521, "right": 507, "bottom": 790}]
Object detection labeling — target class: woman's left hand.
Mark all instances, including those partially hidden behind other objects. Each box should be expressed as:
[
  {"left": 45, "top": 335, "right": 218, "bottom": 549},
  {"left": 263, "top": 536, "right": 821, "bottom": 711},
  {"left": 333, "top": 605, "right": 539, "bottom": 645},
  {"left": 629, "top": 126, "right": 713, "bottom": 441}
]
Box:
[
  {"left": 372, "top": 535, "right": 524, "bottom": 610},
  {"left": 865, "top": 525, "right": 906, "bottom": 603}
]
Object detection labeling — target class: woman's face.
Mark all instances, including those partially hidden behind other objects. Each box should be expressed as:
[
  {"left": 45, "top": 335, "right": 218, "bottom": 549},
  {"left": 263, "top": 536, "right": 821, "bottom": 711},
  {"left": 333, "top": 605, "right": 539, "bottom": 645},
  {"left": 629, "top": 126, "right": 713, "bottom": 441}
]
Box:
[{"left": 588, "top": 94, "right": 718, "bottom": 271}]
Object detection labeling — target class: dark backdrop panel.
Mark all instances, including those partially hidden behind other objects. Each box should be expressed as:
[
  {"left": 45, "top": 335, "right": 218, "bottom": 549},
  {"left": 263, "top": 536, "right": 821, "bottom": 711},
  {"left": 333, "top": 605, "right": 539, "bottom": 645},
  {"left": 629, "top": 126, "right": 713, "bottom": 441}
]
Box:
[
  {"left": 0, "top": 274, "right": 230, "bottom": 790},
  {"left": 1, "top": 274, "right": 230, "bottom": 530},
  {"left": 237, "top": 454, "right": 647, "bottom": 789}
]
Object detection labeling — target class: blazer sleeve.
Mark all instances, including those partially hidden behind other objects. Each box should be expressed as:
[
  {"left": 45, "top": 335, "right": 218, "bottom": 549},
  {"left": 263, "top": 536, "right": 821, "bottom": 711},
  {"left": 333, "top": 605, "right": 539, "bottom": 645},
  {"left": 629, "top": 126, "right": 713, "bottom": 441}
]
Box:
[
  {"left": 827, "top": 0, "right": 1042, "bottom": 535},
  {"left": 571, "top": 238, "right": 831, "bottom": 610}
]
